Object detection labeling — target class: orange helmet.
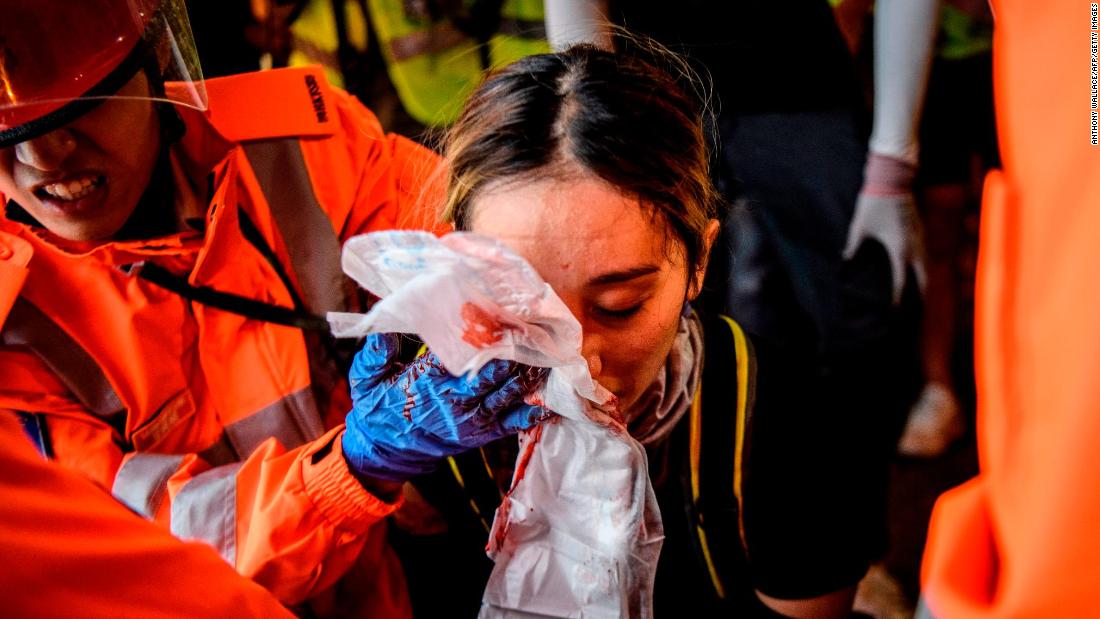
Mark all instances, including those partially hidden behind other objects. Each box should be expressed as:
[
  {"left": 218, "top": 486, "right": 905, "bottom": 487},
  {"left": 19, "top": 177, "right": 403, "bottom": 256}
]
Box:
[{"left": 0, "top": 0, "right": 206, "bottom": 147}]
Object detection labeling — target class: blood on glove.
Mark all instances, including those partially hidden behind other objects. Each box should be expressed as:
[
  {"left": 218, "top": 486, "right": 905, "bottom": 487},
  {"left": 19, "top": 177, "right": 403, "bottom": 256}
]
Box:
[{"left": 342, "top": 332, "right": 552, "bottom": 483}]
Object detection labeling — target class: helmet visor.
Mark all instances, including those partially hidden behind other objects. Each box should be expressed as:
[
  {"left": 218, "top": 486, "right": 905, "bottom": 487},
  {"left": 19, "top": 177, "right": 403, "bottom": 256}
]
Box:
[{"left": 0, "top": 0, "right": 206, "bottom": 145}]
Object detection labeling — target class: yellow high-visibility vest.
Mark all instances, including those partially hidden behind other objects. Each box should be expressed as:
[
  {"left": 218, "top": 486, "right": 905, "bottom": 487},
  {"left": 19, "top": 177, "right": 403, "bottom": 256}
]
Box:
[
  {"left": 288, "top": 0, "right": 548, "bottom": 127},
  {"left": 369, "top": 0, "right": 548, "bottom": 126}
]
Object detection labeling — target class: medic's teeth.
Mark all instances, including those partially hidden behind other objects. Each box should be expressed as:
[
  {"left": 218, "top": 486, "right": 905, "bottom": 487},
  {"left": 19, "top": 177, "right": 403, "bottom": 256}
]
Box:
[{"left": 42, "top": 175, "right": 102, "bottom": 201}]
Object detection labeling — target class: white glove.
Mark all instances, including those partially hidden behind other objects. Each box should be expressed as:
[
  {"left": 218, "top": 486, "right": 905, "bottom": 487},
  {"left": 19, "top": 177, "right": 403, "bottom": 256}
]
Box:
[
  {"left": 846, "top": 0, "right": 938, "bottom": 304},
  {"left": 843, "top": 153, "right": 927, "bottom": 305}
]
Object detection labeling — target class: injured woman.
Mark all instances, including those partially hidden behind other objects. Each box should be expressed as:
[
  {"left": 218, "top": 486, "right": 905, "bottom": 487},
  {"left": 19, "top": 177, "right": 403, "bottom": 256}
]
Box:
[{"left": 336, "top": 44, "right": 875, "bottom": 619}]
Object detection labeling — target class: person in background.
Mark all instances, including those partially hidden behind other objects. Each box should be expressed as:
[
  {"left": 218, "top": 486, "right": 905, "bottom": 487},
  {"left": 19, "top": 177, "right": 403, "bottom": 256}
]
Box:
[
  {"left": 897, "top": 0, "right": 996, "bottom": 458},
  {"left": 248, "top": 0, "right": 557, "bottom": 136},
  {"left": 0, "top": 1, "right": 546, "bottom": 616}
]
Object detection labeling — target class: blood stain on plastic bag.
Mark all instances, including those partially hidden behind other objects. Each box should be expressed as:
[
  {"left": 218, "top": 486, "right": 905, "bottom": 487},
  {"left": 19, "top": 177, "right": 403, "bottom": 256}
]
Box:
[
  {"left": 461, "top": 302, "right": 505, "bottom": 349},
  {"left": 489, "top": 423, "right": 545, "bottom": 551}
]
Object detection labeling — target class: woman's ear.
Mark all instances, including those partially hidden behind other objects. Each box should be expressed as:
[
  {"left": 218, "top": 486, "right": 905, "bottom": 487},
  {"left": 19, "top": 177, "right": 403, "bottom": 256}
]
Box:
[{"left": 688, "top": 219, "right": 721, "bottom": 299}]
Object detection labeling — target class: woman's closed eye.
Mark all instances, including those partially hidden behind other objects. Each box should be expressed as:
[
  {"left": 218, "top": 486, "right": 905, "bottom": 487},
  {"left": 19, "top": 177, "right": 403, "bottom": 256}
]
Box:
[{"left": 593, "top": 301, "right": 645, "bottom": 320}]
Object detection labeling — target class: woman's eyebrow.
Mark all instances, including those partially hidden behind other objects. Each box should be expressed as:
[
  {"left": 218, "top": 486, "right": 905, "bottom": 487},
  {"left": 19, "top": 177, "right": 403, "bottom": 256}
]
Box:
[{"left": 586, "top": 265, "right": 660, "bottom": 286}]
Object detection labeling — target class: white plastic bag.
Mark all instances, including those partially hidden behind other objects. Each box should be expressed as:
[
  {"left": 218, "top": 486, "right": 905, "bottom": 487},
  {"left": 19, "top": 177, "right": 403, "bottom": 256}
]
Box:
[
  {"left": 330, "top": 231, "right": 663, "bottom": 618},
  {"left": 480, "top": 416, "right": 664, "bottom": 619}
]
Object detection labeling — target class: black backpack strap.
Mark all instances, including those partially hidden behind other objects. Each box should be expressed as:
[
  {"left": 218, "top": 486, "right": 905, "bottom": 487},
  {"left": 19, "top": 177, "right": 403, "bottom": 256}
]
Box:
[
  {"left": 413, "top": 447, "right": 505, "bottom": 536},
  {"left": 136, "top": 260, "right": 329, "bottom": 331},
  {"left": 687, "top": 311, "right": 757, "bottom": 600}
]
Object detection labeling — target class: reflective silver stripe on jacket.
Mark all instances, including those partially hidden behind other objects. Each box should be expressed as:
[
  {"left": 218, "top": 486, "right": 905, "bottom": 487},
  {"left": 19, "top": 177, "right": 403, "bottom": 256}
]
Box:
[
  {"left": 242, "top": 138, "right": 346, "bottom": 315},
  {"left": 114, "top": 386, "right": 325, "bottom": 520},
  {"left": 217, "top": 387, "right": 327, "bottom": 465},
  {"left": 113, "top": 453, "right": 186, "bottom": 518},
  {"left": 171, "top": 461, "right": 245, "bottom": 564},
  {"left": 0, "top": 298, "right": 124, "bottom": 422}
]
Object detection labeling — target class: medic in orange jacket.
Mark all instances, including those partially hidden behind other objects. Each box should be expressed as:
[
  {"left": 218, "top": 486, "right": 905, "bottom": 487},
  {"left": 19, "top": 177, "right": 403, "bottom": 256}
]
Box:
[
  {"left": 0, "top": 1, "right": 446, "bottom": 616},
  {"left": 0, "top": 242, "right": 293, "bottom": 619},
  {"left": 920, "top": 0, "right": 1100, "bottom": 617}
]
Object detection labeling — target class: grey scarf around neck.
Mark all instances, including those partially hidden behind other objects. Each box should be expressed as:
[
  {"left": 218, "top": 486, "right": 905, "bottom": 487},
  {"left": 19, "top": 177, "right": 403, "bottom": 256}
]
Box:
[{"left": 626, "top": 312, "right": 704, "bottom": 447}]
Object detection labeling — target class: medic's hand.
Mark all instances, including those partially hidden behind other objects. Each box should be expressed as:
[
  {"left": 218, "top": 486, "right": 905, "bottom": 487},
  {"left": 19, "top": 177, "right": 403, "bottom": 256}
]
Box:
[
  {"left": 843, "top": 152, "right": 927, "bottom": 304},
  {"left": 342, "top": 333, "right": 551, "bottom": 483}
]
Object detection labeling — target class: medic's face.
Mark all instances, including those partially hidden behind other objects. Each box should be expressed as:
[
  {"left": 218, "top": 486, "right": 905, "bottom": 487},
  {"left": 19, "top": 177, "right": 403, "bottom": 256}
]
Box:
[
  {"left": 470, "top": 173, "right": 713, "bottom": 419},
  {"left": 0, "top": 72, "right": 162, "bottom": 242}
]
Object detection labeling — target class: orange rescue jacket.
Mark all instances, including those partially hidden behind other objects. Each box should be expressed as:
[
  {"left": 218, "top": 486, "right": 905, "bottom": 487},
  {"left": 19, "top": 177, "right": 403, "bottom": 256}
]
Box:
[
  {"left": 0, "top": 66, "right": 444, "bottom": 616},
  {"left": 921, "top": 1, "right": 1100, "bottom": 616},
  {"left": 0, "top": 411, "right": 296, "bottom": 619},
  {"left": 0, "top": 231, "right": 29, "bottom": 328},
  {"left": 0, "top": 236, "right": 291, "bottom": 618}
]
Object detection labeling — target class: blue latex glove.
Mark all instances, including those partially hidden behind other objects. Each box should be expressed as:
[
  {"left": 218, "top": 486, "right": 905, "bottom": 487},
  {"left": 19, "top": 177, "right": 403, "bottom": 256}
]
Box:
[{"left": 343, "top": 333, "right": 551, "bottom": 483}]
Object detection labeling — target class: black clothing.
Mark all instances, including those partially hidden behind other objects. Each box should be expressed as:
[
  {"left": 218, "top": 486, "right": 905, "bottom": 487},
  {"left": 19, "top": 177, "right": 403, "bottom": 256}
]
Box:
[
  {"left": 610, "top": 0, "right": 862, "bottom": 115},
  {"left": 390, "top": 312, "right": 903, "bottom": 617}
]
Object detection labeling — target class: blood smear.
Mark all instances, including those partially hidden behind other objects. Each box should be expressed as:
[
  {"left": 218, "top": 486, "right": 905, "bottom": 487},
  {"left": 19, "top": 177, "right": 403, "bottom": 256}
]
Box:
[
  {"left": 460, "top": 302, "right": 505, "bottom": 349},
  {"left": 490, "top": 423, "right": 545, "bottom": 551}
]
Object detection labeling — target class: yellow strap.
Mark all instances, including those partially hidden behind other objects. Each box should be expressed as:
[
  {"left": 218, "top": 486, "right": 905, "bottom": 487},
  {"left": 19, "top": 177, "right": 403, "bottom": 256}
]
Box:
[
  {"left": 689, "top": 388, "right": 703, "bottom": 502},
  {"left": 690, "top": 314, "right": 753, "bottom": 599},
  {"left": 433, "top": 343, "right": 494, "bottom": 532},
  {"left": 446, "top": 455, "right": 492, "bottom": 533},
  {"left": 689, "top": 387, "right": 726, "bottom": 599},
  {"left": 720, "top": 314, "right": 752, "bottom": 552}
]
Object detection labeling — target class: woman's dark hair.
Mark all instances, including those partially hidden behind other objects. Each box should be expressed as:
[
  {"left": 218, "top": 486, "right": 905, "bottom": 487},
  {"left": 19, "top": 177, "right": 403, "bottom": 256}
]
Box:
[{"left": 441, "top": 43, "right": 721, "bottom": 274}]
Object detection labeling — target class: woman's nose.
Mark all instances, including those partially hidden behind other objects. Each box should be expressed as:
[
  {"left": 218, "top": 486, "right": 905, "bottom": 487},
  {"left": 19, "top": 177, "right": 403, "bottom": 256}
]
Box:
[
  {"left": 14, "top": 128, "right": 77, "bottom": 171},
  {"left": 567, "top": 301, "right": 603, "bottom": 379},
  {"left": 580, "top": 332, "right": 603, "bottom": 379}
]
